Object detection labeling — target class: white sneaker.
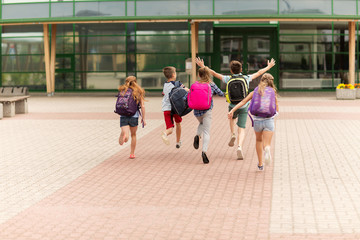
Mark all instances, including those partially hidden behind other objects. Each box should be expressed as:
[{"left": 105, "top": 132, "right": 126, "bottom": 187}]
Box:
[
  {"left": 161, "top": 132, "right": 170, "bottom": 145},
  {"left": 264, "top": 146, "right": 271, "bottom": 165},
  {"left": 228, "top": 133, "right": 236, "bottom": 147},
  {"left": 237, "top": 146, "right": 244, "bottom": 160},
  {"left": 176, "top": 141, "right": 182, "bottom": 149}
]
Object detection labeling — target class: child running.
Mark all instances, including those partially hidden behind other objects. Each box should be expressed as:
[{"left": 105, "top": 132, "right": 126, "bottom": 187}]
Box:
[
  {"left": 228, "top": 73, "right": 278, "bottom": 171},
  {"left": 195, "top": 57, "right": 275, "bottom": 160},
  {"left": 192, "top": 67, "right": 225, "bottom": 164},
  {"left": 161, "top": 66, "right": 189, "bottom": 148},
  {"left": 118, "top": 76, "right": 146, "bottom": 159}
]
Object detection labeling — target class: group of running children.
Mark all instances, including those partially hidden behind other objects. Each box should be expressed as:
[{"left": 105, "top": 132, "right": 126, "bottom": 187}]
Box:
[{"left": 114, "top": 57, "right": 278, "bottom": 171}]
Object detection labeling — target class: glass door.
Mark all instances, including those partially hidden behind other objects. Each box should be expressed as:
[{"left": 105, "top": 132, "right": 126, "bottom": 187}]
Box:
[
  {"left": 55, "top": 54, "right": 75, "bottom": 90},
  {"left": 213, "top": 27, "right": 278, "bottom": 90}
]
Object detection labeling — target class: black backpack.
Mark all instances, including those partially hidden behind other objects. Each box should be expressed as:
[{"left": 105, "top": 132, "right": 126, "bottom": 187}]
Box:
[
  {"left": 225, "top": 75, "right": 249, "bottom": 104},
  {"left": 169, "top": 81, "right": 192, "bottom": 116}
]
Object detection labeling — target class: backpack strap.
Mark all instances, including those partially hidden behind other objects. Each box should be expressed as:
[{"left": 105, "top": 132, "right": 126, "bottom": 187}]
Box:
[
  {"left": 230, "top": 75, "right": 249, "bottom": 89},
  {"left": 171, "top": 81, "right": 182, "bottom": 88},
  {"left": 247, "top": 109, "right": 254, "bottom": 127}
]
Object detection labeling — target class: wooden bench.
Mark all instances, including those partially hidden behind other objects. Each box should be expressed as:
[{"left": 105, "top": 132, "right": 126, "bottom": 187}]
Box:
[{"left": 0, "top": 87, "right": 30, "bottom": 118}]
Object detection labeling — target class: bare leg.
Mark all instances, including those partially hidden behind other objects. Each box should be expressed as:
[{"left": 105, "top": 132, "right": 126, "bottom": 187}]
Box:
[
  {"left": 130, "top": 126, "right": 138, "bottom": 155},
  {"left": 237, "top": 127, "right": 246, "bottom": 147},
  {"left": 165, "top": 127, "right": 173, "bottom": 136},
  {"left": 229, "top": 118, "right": 236, "bottom": 135},
  {"left": 175, "top": 122, "right": 181, "bottom": 143},
  {"left": 119, "top": 126, "right": 130, "bottom": 145},
  {"left": 262, "top": 131, "right": 274, "bottom": 149},
  {"left": 255, "top": 131, "right": 264, "bottom": 167}
]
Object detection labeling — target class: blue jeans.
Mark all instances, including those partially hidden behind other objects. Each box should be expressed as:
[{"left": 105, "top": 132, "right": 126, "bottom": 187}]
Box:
[{"left": 253, "top": 118, "right": 274, "bottom": 132}]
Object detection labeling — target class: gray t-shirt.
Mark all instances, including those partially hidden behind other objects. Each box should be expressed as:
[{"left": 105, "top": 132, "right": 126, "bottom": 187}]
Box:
[
  {"left": 223, "top": 74, "right": 252, "bottom": 109},
  {"left": 161, "top": 81, "right": 184, "bottom": 112}
]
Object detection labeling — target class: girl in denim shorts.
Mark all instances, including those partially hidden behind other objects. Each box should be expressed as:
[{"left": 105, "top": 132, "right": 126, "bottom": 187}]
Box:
[
  {"left": 118, "top": 76, "right": 146, "bottom": 159},
  {"left": 228, "top": 73, "right": 278, "bottom": 171}
]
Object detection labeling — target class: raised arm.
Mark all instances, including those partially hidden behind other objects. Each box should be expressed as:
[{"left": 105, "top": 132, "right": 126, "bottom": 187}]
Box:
[
  {"left": 228, "top": 92, "right": 254, "bottom": 119},
  {"left": 250, "top": 58, "right": 276, "bottom": 80},
  {"left": 195, "top": 57, "right": 225, "bottom": 82}
]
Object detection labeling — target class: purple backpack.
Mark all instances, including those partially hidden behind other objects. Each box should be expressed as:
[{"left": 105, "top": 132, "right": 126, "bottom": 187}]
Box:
[
  {"left": 249, "top": 86, "right": 276, "bottom": 118},
  {"left": 114, "top": 88, "right": 139, "bottom": 116}
]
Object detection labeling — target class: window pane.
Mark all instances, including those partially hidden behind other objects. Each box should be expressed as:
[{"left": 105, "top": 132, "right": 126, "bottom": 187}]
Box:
[
  {"left": 334, "top": 0, "right": 356, "bottom": 15},
  {"left": 55, "top": 73, "right": 74, "bottom": 90},
  {"left": 281, "top": 72, "right": 333, "bottom": 89},
  {"left": 220, "top": 35, "right": 243, "bottom": 52},
  {"left": 198, "top": 34, "right": 213, "bottom": 53},
  {"left": 2, "top": 25, "right": 44, "bottom": 37},
  {"left": 2, "top": 73, "right": 46, "bottom": 89},
  {"left": 215, "top": 0, "right": 277, "bottom": 15},
  {"left": 137, "top": 72, "right": 189, "bottom": 88},
  {"left": 247, "top": 36, "right": 270, "bottom": 52},
  {"left": 127, "top": 1, "right": 135, "bottom": 16},
  {"left": 220, "top": 54, "right": 243, "bottom": 72},
  {"left": 280, "top": 35, "right": 333, "bottom": 52},
  {"left": 75, "top": 72, "right": 126, "bottom": 90},
  {"left": 136, "top": 35, "right": 189, "bottom": 53},
  {"left": 2, "top": 4, "right": 49, "bottom": 19},
  {"left": 51, "top": 2, "right": 73, "bottom": 18},
  {"left": 136, "top": 22, "right": 189, "bottom": 35},
  {"left": 136, "top": 54, "right": 187, "bottom": 72},
  {"left": 56, "top": 24, "right": 74, "bottom": 36},
  {"left": 75, "top": 36, "right": 126, "bottom": 53},
  {"left": 2, "top": 55, "right": 45, "bottom": 72},
  {"left": 75, "top": 2, "right": 125, "bottom": 17},
  {"left": 136, "top": 0, "right": 188, "bottom": 16},
  {"left": 190, "top": 0, "right": 213, "bottom": 15},
  {"left": 56, "top": 37, "right": 73, "bottom": 54},
  {"left": 3, "top": 0, "right": 48, "bottom": 3},
  {"left": 279, "top": 22, "right": 333, "bottom": 34},
  {"left": 75, "top": 23, "right": 126, "bottom": 35},
  {"left": 75, "top": 54, "right": 126, "bottom": 72},
  {"left": 2, "top": 39, "right": 44, "bottom": 54},
  {"left": 279, "top": 0, "right": 331, "bottom": 15}
]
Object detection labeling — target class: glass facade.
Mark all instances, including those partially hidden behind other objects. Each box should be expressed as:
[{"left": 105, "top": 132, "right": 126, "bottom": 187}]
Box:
[{"left": 1, "top": 0, "right": 360, "bottom": 91}]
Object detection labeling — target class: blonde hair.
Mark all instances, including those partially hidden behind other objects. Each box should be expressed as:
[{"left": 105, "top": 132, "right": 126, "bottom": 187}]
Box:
[
  {"left": 118, "top": 76, "right": 145, "bottom": 104},
  {"left": 198, "top": 67, "right": 212, "bottom": 83},
  {"left": 257, "top": 73, "right": 277, "bottom": 97}
]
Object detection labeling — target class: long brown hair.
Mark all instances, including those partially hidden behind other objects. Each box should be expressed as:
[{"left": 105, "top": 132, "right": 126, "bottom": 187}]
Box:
[
  {"left": 258, "top": 73, "right": 277, "bottom": 96},
  {"left": 198, "top": 67, "right": 212, "bottom": 83},
  {"left": 118, "top": 76, "right": 145, "bottom": 104}
]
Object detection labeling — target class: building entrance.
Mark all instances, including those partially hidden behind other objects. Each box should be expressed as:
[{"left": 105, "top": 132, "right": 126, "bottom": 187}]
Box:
[{"left": 213, "top": 27, "right": 278, "bottom": 90}]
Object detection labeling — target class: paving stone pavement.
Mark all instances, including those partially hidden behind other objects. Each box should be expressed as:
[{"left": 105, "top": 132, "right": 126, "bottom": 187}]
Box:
[{"left": 1, "top": 93, "right": 360, "bottom": 240}]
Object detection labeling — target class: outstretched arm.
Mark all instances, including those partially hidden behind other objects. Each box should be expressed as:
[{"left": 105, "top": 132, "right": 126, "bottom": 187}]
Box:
[
  {"left": 228, "top": 92, "right": 254, "bottom": 119},
  {"left": 195, "top": 57, "right": 225, "bottom": 82},
  {"left": 250, "top": 58, "right": 276, "bottom": 80}
]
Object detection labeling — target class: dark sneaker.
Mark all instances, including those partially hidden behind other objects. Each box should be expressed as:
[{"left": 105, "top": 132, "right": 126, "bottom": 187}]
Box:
[
  {"left": 257, "top": 164, "right": 264, "bottom": 171},
  {"left": 176, "top": 141, "right": 182, "bottom": 149},
  {"left": 202, "top": 152, "right": 209, "bottom": 164},
  {"left": 193, "top": 135, "right": 199, "bottom": 149}
]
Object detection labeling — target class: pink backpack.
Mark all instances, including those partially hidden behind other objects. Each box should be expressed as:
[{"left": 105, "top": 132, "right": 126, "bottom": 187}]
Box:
[{"left": 187, "top": 81, "right": 212, "bottom": 110}]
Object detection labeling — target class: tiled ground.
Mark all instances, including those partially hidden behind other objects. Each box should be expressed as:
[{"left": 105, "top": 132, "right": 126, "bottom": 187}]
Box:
[{"left": 1, "top": 93, "right": 360, "bottom": 240}]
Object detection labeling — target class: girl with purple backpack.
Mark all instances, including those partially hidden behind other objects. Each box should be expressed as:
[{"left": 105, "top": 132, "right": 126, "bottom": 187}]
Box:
[
  {"left": 117, "top": 76, "right": 146, "bottom": 159},
  {"left": 189, "top": 67, "right": 225, "bottom": 164},
  {"left": 228, "top": 73, "right": 278, "bottom": 171}
]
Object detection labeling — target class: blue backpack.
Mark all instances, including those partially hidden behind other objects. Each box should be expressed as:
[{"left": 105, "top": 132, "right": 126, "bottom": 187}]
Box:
[
  {"left": 169, "top": 81, "right": 192, "bottom": 116},
  {"left": 114, "top": 88, "right": 139, "bottom": 116}
]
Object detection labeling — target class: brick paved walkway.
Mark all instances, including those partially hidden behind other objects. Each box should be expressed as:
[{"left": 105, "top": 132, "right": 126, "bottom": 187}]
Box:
[{"left": 1, "top": 93, "right": 360, "bottom": 240}]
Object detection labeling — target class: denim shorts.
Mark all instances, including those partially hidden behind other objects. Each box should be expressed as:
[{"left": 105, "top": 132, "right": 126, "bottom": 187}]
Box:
[
  {"left": 120, "top": 116, "right": 138, "bottom": 127},
  {"left": 253, "top": 118, "right": 275, "bottom": 132}
]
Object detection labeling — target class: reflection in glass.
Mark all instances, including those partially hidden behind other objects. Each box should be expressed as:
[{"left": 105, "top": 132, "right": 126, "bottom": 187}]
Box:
[
  {"left": 137, "top": 72, "right": 189, "bottom": 88},
  {"left": 190, "top": 0, "right": 213, "bottom": 15},
  {"left": 75, "top": 54, "right": 126, "bottom": 72},
  {"left": 75, "top": 72, "right": 126, "bottom": 90},
  {"left": 75, "top": 36, "right": 126, "bottom": 53},
  {"left": 51, "top": 2, "right": 73, "bottom": 18},
  {"left": 215, "top": 0, "right": 277, "bottom": 15},
  {"left": 2, "top": 4, "right": 49, "bottom": 19},
  {"left": 2, "top": 73, "right": 46, "bottom": 90},
  {"left": 281, "top": 72, "right": 333, "bottom": 89},
  {"left": 136, "top": 54, "right": 187, "bottom": 72},
  {"left": 2, "top": 39, "right": 44, "bottom": 54},
  {"left": 56, "top": 37, "right": 73, "bottom": 54},
  {"left": 75, "top": 2, "right": 125, "bottom": 17},
  {"left": 2, "top": 55, "right": 45, "bottom": 72},
  {"left": 247, "top": 36, "right": 270, "bottom": 52},
  {"left": 220, "top": 54, "right": 243, "bottom": 72},
  {"left": 136, "top": 0, "right": 188, "bottom": 16},
  {"left": 333, "top": 0, "right": 356, "bottom": 15},
  {"left": 136, "top": 35, "right": 188, "bottom": 53},
  {"left": 220, "top": 36, "right": 243, "bottom": 52},
  {"left": 279, "top": 0, "right": 331, "bottom": 15}
]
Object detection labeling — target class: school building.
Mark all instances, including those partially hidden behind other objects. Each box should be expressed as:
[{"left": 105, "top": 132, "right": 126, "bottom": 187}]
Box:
[{"left": 1, "top": 0, "right": 360, "bottom": 94}]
